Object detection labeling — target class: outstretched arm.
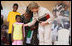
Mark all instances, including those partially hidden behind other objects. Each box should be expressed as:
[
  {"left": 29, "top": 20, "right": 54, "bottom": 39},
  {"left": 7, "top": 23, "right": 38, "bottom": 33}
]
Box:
[
  {"left": 24, "top": 18, "right": 37, "bottom": 27},
  {"left": 22, "top": 24, "right": 25, "bottom": 41},
  {"left": 45, "top": 11, "right": 54, "bottom": 24}
]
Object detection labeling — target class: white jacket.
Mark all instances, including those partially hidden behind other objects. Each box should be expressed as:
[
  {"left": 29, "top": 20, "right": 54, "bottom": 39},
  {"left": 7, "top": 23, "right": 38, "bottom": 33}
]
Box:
[{"left": 27, "top": 7, "right": 53, "bottom": 27}]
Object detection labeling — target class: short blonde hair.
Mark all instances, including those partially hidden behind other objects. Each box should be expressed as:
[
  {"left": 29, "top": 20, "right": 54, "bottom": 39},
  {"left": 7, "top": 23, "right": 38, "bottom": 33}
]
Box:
[{"left": 28, "top": 2, "right": 39, "bottom": 10}]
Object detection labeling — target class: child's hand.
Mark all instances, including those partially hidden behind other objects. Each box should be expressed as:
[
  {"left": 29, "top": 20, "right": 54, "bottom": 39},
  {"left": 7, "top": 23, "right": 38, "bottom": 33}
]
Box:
[
  {"left": 12, "top": 39, "right": 14, "bottom": 42},
  {"left": 24, "top": 24, "right": 28, "bottom": 26},
  {"left": 22, "top": 34, "right": 24, "bottom": 41}
]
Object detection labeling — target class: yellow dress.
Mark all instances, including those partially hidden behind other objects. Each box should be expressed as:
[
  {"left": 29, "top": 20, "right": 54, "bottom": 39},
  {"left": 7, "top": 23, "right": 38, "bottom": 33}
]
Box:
[
  {"left": 13, "top": 22, "right": 23, "bottom": 40},
  {"left": 7, "top": 11, "right": 20, "bottom": 34}
]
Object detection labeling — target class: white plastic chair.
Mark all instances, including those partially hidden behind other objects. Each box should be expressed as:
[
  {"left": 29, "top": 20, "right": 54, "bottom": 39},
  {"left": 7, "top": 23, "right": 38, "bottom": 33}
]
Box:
[{"left": 54, "top": 29, "right": 70, "bottom": 45}]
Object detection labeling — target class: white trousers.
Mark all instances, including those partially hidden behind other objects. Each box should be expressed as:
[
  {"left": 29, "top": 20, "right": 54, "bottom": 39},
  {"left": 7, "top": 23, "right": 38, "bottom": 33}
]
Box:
[
  {"left": 51, "top": 25, "right": 58, "bottom": 42},
  {"left": 38, "top": 24, "right": 52, "bottom": 45}
]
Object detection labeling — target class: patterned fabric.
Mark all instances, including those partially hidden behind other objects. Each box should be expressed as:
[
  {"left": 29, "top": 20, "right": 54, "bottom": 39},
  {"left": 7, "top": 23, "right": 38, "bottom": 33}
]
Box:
[
  {"left": 27, "top": 17, "right": 33, "bottom": 38},
  {"left": 13, "top": 22, "right": 23, "bottom": 40}
]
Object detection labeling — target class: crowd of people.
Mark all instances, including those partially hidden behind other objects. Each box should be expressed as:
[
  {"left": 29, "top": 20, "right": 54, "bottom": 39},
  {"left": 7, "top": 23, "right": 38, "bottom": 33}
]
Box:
[
  {"left": 51, "top": 1, "right": 71, "bottom": 45},
  {"left": 1, "top": 1, "right": 71, "bottom": 45}
]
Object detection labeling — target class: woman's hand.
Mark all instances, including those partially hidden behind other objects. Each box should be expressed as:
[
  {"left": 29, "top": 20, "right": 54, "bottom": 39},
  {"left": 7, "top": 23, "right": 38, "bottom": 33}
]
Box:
[
  {"left": 24, "top": 24, "right": 28, "bottom": 27},
  {"left": 40, "top": 21, "right": 49, "bottom": 26}
]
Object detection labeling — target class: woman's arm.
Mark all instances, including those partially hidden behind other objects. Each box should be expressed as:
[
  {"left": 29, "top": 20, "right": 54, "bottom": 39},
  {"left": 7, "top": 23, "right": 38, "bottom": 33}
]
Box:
[
  {"left": 45, "top": 12, "right": 54, "bottom": 24},
  {"left": 40, "top": 13, "right": 54, "bottom": 26},
  {"left": 40, "top": 8, "right": 54, "bottom": 26},
  {"left": 24, "top": 18, "right": 37, "bottom": 27},
  {"left": 22, "top": 24, "right": 25, "bottom": 41}
]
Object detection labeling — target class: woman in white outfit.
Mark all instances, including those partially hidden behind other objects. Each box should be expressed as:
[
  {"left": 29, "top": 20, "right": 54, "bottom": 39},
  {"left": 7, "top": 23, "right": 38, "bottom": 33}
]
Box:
[{"left": 24, "top": 2, "right": 54, "bottom": 45}]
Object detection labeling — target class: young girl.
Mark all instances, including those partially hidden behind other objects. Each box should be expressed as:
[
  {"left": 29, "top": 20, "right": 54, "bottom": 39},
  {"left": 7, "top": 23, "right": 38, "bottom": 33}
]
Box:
[{"left": 11, "top": 15, "right": 25, "bottom": 45}]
